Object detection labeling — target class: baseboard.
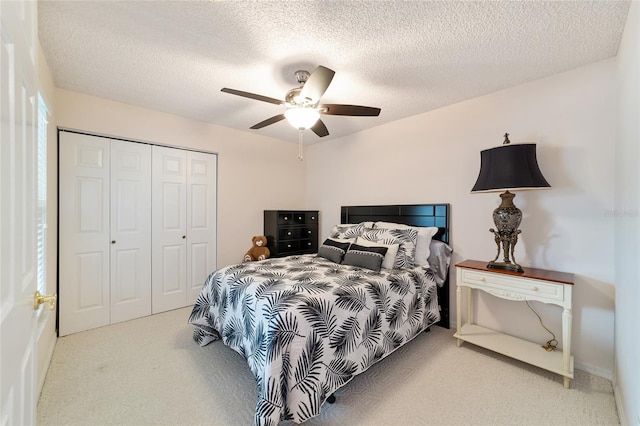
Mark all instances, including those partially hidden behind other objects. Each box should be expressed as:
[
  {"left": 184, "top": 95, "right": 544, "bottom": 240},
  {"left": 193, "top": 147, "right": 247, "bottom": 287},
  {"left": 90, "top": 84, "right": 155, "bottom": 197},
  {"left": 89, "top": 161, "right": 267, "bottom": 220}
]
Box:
[
  {"left": 613, "top": 382, "right": 629, "bottom": 425},
  {"left": 574, "top": 360, "right": 613, "bottom": 381}
]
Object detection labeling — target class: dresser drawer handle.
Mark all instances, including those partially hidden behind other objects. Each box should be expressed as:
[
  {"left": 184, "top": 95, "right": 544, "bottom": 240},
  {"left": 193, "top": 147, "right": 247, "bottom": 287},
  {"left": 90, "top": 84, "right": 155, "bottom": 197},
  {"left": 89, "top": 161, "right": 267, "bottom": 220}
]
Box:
[
  {"left": 532, "top": 286, "right": 539, "bottom": 291},
  {"left": 287, "top": 231, "right": 292, "bottom": 236}
]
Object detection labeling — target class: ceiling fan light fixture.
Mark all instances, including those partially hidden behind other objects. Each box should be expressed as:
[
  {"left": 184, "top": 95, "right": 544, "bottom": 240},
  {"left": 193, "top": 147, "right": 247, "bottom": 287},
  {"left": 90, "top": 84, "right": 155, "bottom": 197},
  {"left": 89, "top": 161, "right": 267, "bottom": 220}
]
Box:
[
  {"left": 284, "top": 107, "right": 320, "bottom": 130},
  {"left": 221, "top": 65, "right": 381, "bottom": 137}
]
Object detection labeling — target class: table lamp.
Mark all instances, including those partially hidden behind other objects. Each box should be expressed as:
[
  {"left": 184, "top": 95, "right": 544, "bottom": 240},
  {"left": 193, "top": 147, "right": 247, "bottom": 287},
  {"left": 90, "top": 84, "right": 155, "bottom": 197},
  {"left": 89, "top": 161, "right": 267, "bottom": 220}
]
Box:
[{"left": 471, "top": 133, "right": 550, "bottom": 272}]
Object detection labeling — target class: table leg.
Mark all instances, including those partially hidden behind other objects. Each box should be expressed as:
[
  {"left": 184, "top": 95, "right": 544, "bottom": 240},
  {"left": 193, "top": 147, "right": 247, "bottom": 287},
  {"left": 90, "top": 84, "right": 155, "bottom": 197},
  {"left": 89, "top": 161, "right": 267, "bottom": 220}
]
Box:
[
  {"left": 456, "top": 285, "right": 462, "bottom": 347},
  {"left": 562, "top": 305, "right": 572, "bottom": 388},
  {"left": 467, "top": 287, "right": 472, "bottom": 326},
  {"left": 562, "top": 285, "right": 573, "bottom": 388}
]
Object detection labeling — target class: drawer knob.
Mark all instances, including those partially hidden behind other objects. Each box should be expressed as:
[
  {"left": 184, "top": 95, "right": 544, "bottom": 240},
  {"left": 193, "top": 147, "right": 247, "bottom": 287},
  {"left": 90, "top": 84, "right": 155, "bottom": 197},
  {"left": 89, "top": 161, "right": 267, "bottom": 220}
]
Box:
[
  {"left": 532, "top": 286, "right": 539, "bottom": 291},
  {"left": 287, "top": 232, "right": 292, "bottom": 236},
  {"left": 284, "top": 216, "right": 289, "bottom": 220}
]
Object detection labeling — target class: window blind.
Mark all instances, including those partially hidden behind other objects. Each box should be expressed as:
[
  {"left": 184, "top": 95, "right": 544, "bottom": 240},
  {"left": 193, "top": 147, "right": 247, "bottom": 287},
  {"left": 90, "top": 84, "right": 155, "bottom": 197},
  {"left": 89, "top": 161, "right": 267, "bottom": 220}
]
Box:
[{"left": 36, "top": 94, "right": 48, "bottom": 295}]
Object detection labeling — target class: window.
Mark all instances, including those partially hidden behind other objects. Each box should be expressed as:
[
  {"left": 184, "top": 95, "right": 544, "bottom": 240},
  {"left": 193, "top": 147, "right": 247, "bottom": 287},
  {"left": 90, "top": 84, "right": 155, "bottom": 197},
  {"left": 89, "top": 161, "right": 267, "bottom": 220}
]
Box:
[{"left": 36, "top": 94, "right": 48, "bottom": 296}]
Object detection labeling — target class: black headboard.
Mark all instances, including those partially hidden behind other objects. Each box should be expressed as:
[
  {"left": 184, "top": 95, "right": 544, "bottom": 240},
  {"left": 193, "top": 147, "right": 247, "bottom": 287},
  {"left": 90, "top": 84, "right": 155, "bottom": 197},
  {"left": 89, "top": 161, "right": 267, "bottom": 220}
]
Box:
[
  {"left": 340, "top": 203, "right": 451, "bottom": 329},
  {"left": 341, "top": 204, "right": 450, "bottom": 243}
]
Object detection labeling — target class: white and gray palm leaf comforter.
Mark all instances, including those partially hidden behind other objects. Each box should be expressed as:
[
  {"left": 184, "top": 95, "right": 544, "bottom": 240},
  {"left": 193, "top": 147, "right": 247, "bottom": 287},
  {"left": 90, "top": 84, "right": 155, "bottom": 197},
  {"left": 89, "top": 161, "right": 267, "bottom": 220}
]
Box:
[{"left": 188, "top": 254, "right": 440, "bottom": 425}]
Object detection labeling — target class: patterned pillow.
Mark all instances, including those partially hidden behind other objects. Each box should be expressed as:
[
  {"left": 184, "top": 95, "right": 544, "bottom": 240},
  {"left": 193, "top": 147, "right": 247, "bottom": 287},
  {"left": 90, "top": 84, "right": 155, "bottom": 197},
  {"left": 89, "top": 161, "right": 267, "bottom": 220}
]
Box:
[
  {"left": 329, "top": 223, "right": 372, "bottom": 240},
  {"left": 373, "top": 222, "right": 438, "bottom": 266},
  {"left": 341, "top": 243, "right": 388, "bottom": 272},
  {"left": 359, "top": 228, "right": 418, "bottom": 269},
  {"left": 317, "top": 238, "right": 351, "bottom": 263},
  {"left": 355, "top": 237, "right": 399, "bottom": 270}
]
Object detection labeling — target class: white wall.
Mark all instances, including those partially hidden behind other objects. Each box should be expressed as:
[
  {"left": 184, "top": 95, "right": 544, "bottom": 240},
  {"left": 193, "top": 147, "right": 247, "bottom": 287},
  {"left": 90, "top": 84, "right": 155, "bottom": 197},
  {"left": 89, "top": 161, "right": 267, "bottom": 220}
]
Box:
[
  {"left": 614, "top": 2, "right": 640, "bottom": 425},
  {"left": 54, "top": 89, "right": 308, "bottom": 267},
  {"left": 307, "top": 59, "right": 617, "bottom": 378}
]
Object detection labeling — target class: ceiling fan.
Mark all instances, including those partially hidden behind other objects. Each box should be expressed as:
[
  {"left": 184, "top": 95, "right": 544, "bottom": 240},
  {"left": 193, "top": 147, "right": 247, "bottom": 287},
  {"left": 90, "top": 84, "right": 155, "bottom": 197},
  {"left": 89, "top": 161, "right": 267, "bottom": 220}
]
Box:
[{"left": 221, "top": 65, "right": 381, "bottom": 138}]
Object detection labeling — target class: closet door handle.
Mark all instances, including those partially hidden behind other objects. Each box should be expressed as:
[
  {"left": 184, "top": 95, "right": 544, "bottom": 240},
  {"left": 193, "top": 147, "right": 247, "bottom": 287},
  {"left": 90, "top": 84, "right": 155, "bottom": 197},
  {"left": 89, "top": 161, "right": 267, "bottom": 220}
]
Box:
[
  {"left": 111, "top": 240, "right": 116, "bottom": 244},
  {"left": 182, "top": 235, "right": 186, "bottom": 239}
]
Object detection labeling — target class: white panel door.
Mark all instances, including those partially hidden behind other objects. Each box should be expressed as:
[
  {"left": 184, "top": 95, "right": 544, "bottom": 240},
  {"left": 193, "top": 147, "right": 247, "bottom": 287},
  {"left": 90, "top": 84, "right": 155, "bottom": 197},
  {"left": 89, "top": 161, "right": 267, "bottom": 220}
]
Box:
[
  {"left": 0, "top": 0, "right": 39, "bottom": 423},
  {"left": 152, "top": 146, "right": 187, "bottom": 313},
  {"left": 59, "top": 132, "right": 111, "bottom": 336},
  {"left": 186, "top": 151, "right": 217, "bottom": 304},
  {"left": 110, "top": 140, "right": 152, "bottom": 323}
]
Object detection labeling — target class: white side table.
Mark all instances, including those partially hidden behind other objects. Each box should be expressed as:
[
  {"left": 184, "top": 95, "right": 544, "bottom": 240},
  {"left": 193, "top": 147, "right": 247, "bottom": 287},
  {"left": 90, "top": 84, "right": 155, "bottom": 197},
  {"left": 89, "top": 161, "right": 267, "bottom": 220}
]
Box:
[{"left": 454, "top": 259, "right": 575, "bottom": 388}]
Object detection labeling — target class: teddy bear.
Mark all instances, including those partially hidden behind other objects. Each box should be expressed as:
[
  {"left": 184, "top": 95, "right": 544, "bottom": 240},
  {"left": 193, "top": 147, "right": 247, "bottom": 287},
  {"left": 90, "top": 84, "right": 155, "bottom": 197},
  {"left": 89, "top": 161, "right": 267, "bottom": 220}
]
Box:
[{"left": 244, "top": 235, "right": 270, "bottom": 262}]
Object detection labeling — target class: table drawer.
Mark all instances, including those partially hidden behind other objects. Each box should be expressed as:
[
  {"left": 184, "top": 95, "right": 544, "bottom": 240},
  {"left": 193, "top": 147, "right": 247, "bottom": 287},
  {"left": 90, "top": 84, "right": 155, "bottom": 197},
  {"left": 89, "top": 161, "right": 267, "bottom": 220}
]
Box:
[{"left": 459, "top": 268, "right": 564, "bottom": 303}]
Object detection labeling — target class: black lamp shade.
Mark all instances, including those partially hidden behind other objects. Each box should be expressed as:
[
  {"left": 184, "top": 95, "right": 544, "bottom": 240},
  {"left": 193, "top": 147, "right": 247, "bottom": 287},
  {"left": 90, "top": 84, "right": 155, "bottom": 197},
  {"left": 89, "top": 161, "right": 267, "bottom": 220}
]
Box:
[{"left": 471, "top": 143, "right": 550, "bottom": 192}]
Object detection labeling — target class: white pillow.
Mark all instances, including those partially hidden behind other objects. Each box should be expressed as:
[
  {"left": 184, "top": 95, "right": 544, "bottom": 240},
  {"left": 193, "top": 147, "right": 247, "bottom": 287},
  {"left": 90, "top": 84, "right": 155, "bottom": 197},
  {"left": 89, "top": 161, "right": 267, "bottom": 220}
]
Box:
[
  {"left": 373, "top": 222, "right": 438, "bottom": 266},
  {"left": 355, "top": 237, "right": 399, "bottom": 270}
]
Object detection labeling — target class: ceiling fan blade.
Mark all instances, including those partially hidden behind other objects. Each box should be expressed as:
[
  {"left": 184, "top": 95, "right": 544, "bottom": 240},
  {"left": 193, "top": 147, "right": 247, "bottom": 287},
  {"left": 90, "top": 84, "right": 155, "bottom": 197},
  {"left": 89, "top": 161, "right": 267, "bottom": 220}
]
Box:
[
  {"left": 221, "top": 88, "right": 284, "bottom": 105},
  {"left": 320, "top": 104, "right": 381, "bottom": 116},
  {"left": 310, "top": 119, "right": 329, "bottom": 137},
  {"left": 250, "top": 114, "right": 286, "bottom": 129},
  {"left": 299, "top": 66, "right": 335, "bottom": 104}
]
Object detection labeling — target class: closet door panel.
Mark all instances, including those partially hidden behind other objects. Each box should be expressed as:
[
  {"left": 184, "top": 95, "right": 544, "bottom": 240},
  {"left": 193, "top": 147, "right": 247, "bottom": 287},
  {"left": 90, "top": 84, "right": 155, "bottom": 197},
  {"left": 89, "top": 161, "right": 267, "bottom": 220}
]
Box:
[
  {"left": 110, "top": 140, "right": 152, "bottom": 324},
  {"left": 59, "top": 132, "right": 110, "bottom": 336},
  {"left": 152, "top": 146, "right": 187, "bottom": 313},
  {"left": 186, "top": 152, "right": 217, "bottom": 303}
]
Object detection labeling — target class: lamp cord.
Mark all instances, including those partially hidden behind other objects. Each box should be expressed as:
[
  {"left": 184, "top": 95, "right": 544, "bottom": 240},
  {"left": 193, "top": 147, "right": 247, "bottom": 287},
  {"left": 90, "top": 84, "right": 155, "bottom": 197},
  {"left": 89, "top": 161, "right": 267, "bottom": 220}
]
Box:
[{"left": 525, "top": 300, "right": 558, "bottom": 351}]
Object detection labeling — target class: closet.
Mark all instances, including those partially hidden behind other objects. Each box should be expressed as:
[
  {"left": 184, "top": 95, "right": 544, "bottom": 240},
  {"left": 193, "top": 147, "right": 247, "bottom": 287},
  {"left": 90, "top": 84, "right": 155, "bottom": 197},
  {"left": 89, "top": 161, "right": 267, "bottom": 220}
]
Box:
[{"left": 59, "top": 131, "right": 217, "bottom": 336}]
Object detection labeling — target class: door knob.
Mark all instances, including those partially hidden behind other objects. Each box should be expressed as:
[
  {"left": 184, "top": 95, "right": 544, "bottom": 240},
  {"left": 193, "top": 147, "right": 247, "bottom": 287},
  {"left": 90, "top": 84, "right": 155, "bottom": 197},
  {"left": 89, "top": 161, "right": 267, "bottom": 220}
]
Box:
[
  {"left": 182, "top": 235, "right": 186, "bottom": 239},
  {"left": 34, "top": 291, "right": 57, "bottom": 311}
]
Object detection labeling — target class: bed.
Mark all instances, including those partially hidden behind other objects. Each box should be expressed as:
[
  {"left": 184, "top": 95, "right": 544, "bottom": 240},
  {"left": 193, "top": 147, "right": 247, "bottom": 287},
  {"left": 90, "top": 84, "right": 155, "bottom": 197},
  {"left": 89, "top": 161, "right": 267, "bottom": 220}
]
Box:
[{"left": 189, "top": 204, "right": 451, "bottom": 425}]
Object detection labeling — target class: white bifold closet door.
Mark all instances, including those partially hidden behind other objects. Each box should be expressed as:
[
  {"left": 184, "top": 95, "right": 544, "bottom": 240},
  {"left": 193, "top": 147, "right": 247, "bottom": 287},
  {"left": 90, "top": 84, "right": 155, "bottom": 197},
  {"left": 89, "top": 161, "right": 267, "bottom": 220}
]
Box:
[
  {"left": 59, "top": 132, "right": 152, "bottom": 336},
  {"left": 60, "top": 133, "right": 217, "bottom": 335},
  {"left": 151, "top": 146, "right": 217, "bottom": 313}
]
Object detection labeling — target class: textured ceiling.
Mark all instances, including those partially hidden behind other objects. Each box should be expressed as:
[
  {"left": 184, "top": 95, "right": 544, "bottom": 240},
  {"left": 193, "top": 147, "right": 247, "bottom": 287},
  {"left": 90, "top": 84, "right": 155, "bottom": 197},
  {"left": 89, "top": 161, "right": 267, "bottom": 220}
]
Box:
[{"left": 38, "top": 1, "right": 630, "bottom": 144}]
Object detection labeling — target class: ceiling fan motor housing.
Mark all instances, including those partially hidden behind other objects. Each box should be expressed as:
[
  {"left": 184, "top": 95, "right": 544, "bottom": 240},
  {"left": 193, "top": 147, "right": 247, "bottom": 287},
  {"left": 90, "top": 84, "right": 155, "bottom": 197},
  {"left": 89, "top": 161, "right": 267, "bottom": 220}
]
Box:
[
  {"left": 286, "top": 87, "right": 311, "bottom": 106},
  {"left": 295, "top": 70, "right": 310, "bottom": 85}
]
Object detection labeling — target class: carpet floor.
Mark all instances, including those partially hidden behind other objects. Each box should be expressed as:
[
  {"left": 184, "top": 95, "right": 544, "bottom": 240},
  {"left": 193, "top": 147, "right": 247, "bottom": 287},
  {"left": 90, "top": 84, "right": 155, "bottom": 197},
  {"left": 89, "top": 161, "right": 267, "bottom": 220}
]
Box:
[{"left": 37, "top": 307, "right": 619, "bottom": 425}]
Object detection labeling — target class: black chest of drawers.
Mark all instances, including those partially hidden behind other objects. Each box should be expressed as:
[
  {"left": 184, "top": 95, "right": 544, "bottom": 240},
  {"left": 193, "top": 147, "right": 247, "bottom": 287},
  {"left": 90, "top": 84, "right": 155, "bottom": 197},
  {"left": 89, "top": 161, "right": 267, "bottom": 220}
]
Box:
[{"left": 264, "top": 210, "right": 319, "bottom": 258}]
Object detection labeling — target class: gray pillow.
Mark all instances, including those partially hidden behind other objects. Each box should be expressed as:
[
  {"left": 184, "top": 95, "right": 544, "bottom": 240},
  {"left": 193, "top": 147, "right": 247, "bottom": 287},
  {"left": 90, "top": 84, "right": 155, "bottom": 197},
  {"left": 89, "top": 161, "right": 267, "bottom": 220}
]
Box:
[
  {"left": 317, "top": 238, "right": 351, "bottom": 263},
  {"left": 342, "top": 243, "right": 388, "bottom": 272},
  {"left": 427, "top": 240, "right": 453, "bottom": 286}
]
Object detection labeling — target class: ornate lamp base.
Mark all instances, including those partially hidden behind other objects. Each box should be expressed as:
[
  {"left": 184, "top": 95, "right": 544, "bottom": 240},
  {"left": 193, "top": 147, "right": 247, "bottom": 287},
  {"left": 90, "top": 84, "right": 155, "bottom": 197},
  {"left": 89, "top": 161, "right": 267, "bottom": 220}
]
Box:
[
  {"left": 487, "top": 260, "right": 523, "bottom": 273},
  {"left": 488, "top": 191, "right": 524, "bottom": 273}
]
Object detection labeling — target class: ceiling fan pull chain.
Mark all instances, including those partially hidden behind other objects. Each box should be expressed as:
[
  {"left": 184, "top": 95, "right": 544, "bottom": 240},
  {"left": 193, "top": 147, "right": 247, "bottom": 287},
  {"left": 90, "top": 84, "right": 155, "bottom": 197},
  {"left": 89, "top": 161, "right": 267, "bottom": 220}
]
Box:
[{"left": 298, "top": 130, "right": 304, "bottom": 161}]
